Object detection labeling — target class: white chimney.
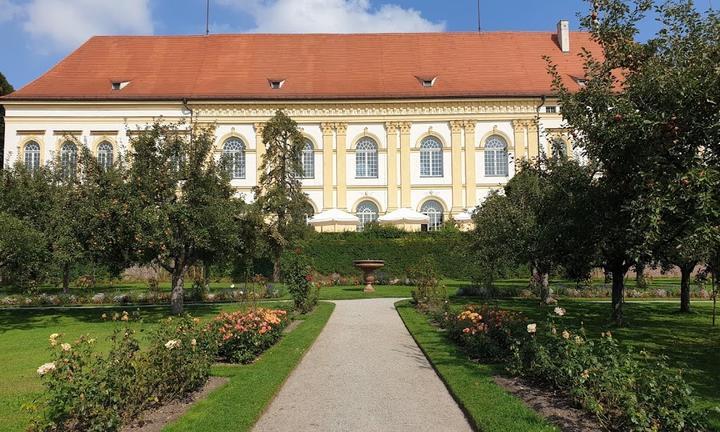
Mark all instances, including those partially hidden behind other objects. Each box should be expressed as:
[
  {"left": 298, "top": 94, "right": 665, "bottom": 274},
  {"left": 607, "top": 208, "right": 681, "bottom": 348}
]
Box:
[{"left": 557, "top": 20, "right": 570, "bottom": 53}]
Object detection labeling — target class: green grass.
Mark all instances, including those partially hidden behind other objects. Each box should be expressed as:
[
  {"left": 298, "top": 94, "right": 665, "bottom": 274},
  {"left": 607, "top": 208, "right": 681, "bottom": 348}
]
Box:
[
  {"left": 0, "top": 301, "right": 333, "bottom": 432},
  {"left": 429, "top": 298, "right": 720, "bottom": 430},
  {"left": 164, "top": 302, "right": 334, "bottom": 432},
  {"left": 396, "top": 301, "right": 557, "bottom": 432}
]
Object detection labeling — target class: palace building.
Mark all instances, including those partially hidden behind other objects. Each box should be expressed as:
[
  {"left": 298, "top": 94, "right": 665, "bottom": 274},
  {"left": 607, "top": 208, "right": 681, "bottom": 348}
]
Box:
[{"left": 1, "top": 21, "right": 595, "bottom": 231}]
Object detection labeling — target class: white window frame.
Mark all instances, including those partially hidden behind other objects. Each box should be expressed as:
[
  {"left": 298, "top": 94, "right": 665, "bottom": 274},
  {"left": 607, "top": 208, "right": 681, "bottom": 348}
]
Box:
[
  {"left": 484, "top": 135, "right": 509, "bottom": 177},
  {"left": 355, "top": 138, "right": 378, "bottom": 178},
  {"left": 223, "top": 138, "right": 246, "bottom": 179},
  {"left": 419, "top": 136, "right": 443, "bottom": 177}
]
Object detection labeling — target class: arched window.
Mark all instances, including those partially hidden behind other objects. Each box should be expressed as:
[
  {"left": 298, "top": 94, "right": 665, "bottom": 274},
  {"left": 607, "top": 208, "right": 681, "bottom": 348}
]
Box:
[
  {"left": 301, "top": 139, "right": 314, "bottom": 178},
  {"left": 484, "top": 135, "right": 509, "bottom": 177},
  {"left": 420, "top": 136, "right": 443, "bottom": 177},
  {"left": 97, "top": 141, "right": 113, "bottom": 170},
  {"left": 24, "top": 141, "right": 40, "bottom": 172},
  {"left": 421, "top": 200, "right": 444, "bottom": 231},
  {"left": 223, "top": 138, "right": 246, "bottom": 179},
  {"left": 60, "top": 141, "right": 78, "bottom": 179},
  {"left": 551, "top": 138, "right": 568, "bottom": 159},
  {"left": 356, "top": 200, "right": 379, "bottom": 231},
  {"left": 355, "top": 138, "right": 378, "bottom": 178}
]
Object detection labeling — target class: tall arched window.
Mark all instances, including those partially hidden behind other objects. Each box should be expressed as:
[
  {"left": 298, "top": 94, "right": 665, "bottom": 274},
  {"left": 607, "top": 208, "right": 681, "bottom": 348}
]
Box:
[
  {"left": 484, "top": 135, "right": 509, "bottom": 177},
  {"left": 420, "top": 136, "right": 443, "bottom": 177},
  {"left": 356, "top": 200, "right": 379, "bottom": 231},
  {"left": 301, "top": 139, "right": 314, "bottom": 178},
  {"left": 355, "top": 138, "right": 378, "bottom": 178},
  {"left": 60, "top": 141, "right": 78, "bottom": 179},
  {"left": 551, "top": 138, "right": 568, "bottom": 159},
  {"left": 421, "top": 200, "right": 444, "bottom": 231},
  {"left": 24, "top": 141, "right": 40, "bottom": 172},
  {"left": 97, "top": 141, "right": 113, "bottom": 170},
  {"left": 223, "top": 138, "right": 246, "bottom": 179}
]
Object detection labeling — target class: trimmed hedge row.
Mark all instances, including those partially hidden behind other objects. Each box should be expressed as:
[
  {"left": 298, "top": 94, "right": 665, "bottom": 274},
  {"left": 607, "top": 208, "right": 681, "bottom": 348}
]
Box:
[{"left": 301, "top": 231, "right": 473, "bottom": 279}]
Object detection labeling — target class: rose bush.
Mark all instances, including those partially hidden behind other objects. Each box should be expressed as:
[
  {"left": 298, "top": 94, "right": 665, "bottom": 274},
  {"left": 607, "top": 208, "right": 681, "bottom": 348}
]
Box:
[
  {"left": 211, "top": 307, "right": 289, "bottom": 363},
  {"left": 446, "top": 304, "right": 526, "bottom": 362},
  {"left": 28, "top": 313, "right": 214, "bottom": 432}
]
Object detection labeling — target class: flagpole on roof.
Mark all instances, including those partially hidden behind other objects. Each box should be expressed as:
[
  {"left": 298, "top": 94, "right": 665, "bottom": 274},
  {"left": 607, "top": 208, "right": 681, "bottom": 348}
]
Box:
[{"left": 477, "top": 0, "right": 481, "bottom": 32}]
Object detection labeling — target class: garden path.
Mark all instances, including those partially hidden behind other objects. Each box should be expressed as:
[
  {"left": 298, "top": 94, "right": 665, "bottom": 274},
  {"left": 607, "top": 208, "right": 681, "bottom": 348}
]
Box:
[{"left": 253, "top": 298, "right": 473, "bottom": 432}]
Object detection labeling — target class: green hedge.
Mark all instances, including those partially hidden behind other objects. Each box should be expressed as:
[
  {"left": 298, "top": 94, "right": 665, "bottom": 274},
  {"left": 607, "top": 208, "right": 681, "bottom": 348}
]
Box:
[{"left": 301, "top": 230, "right": 473, "bottom": 279}]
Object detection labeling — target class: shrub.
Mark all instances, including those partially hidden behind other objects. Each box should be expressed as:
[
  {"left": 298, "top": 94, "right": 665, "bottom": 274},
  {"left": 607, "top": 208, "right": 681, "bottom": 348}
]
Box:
[
  {"left": 408, "top": 256, "right": 447, "bottom": 311},
  {"left": 507, "top": 311, "right": 708, "bottom": 431},
  {"left": 211, "top": 307, "right": 289, "bottom": 363},
  {"left": 446, "top": 304, "right": 527, "bottom": 362},
  {"left": 28, "top": 313, "right": 214, "bottom": 432},
  {"left": 282, "top": 251, "right": 318, "bottom": 313}
]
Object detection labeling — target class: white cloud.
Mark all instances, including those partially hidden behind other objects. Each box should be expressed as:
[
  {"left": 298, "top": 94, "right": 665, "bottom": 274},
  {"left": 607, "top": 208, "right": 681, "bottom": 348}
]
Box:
[
  {"left": 20, "top": 0, "right": 153, "bottom": 52},
  {"left": 220, "top": 0, "right": 445, "bottom": 33}
]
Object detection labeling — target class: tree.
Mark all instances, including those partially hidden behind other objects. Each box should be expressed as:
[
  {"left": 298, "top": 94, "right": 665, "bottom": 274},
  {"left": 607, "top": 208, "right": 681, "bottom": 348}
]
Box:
[
  {"left": 253, "top": 111, "right": 312, "bottom": 282},
  {"left": 0, "top": 72, "right": 14, "bottom": 168},
  {"left": 547, "top": 0, "right": 720, "bottom": 323},
  {"left": 0, "top": 211, "right": 48, "bottom": 289},
  {"left": 126, "top": 121, "right": 242, "bottom": 314},
  {"left": 467, "top": 156, "right": 597, "bottom": 301}
]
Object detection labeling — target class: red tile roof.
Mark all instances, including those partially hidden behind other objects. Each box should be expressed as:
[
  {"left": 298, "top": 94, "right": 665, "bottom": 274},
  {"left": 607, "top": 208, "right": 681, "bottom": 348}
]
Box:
[{"left": 4, "top": 32, "right": 600, "bottom": 101}]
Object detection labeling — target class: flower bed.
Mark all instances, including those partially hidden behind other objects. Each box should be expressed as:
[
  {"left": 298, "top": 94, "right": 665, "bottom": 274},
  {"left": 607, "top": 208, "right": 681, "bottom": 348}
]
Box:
[
  {"left": 211, "top": 307, "right": 290, "bottom": 363},
  {"left": 28, "top": 314, "right": 215, "bottom": 432},
  {"left": 0, "top": 286, "right": 285, "bottom": 308},
  {"left": 434, "top": 304, "right": 710, "bottom": 431}
]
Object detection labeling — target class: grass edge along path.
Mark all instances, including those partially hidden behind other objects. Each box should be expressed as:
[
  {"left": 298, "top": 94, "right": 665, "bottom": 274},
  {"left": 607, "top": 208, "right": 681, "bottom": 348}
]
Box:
[
  {"left": 395, "top": 301, "right": 557, "bottom": 432},
  {"left": 163, "top": 302, "right": 336, "bottom": 432}
]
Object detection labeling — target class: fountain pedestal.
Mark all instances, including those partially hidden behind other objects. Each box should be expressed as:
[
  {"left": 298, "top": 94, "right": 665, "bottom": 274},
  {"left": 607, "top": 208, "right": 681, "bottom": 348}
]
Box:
[{"left": 352, "top": 260, "right": 385, "bottom": 293}]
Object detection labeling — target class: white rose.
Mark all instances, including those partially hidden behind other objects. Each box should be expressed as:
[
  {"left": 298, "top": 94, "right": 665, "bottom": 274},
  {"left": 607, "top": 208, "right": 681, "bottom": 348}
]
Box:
[
  {"left": 554, "top": 307, "right": 566, "bottom": 316},
  {"left": 37, "top": 362, "right": 56, "bottom": 376},
  {"left": 527, "top": 323, "right": 537, "bottom": 334}
]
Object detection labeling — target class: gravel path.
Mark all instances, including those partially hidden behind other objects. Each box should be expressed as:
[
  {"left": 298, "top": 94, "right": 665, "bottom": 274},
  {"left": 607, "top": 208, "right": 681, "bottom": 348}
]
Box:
[{"left": 253, "top": 298, "right": 473, "bottom": 432}]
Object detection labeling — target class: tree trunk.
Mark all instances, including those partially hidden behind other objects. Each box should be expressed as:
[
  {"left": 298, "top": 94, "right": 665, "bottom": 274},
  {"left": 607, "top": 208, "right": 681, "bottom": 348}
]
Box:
[
  {"left": 272, "top": 254, "right": 281, "bottom": 283},
  {"left": 679, "top": 262, "right": 695, "bottom": 314},
  {"left": 611, "top": 265, "right": 627, "bottom": 325},
  {"left": 635, "top": 262, "right": 647, "bottom": 289},
  {"left": 170, "top": 266, "right": 186, "bottom": 315},
  {"left": 62, "top": 263, "right": 70, "bottom": 294}
]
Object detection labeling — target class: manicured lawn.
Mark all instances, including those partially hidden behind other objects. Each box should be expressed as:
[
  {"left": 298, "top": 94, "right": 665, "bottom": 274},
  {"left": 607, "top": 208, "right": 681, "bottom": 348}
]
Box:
[
  {"left": 165, "top": 302, "right": 334, "bottom": 431},
  {"left": 396, "top": 301, "right": 557, "bottom": 432},
  {"left": 0, "top": 301, "right": 333, "bottom": 432},
  {"left": 411, "top": 298, "right": 720, "bottom": 430}
]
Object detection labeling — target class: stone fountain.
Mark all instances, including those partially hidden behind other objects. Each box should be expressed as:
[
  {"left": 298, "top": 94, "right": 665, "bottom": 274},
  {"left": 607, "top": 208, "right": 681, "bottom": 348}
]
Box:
[{"left": 352, "top": 260, "right": 385, "bottom": 293}]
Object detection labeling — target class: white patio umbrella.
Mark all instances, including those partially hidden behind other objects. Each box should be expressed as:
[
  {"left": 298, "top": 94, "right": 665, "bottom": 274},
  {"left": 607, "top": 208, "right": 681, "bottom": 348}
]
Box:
[
  {"left": 378, "top": 208, "right": 429, "bottom": 231},
  {"left": 453, "top": 211, "right": 473, "bottom": 222},
  {"left": 308, "top": 208, "right": 359, "bottom": 232},
  {"left": 452, "top": 210, "right": 475, "bottom": 231}
]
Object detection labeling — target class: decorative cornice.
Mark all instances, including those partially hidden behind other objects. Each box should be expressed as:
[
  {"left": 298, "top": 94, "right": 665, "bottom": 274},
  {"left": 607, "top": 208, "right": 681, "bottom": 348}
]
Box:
[
  {"left": 194, "top": 100, "right": 539, "bottom": 119},
  {"left": 253, "top": 122, "right": 265, "bottom": 134}
]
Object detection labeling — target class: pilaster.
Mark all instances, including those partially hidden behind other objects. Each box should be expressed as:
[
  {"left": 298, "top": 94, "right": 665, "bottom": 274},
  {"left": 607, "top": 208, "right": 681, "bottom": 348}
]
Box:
[
  {"left": 463, "top": 120, "right": 477, "bottom": 209},
  {"left": 335, "top": 122, "right": 348, "bottom": 209},
  {"left": 253, "top": 122, "right": 265, "bottom": 184},
  {"left": 398, "top": 121, "right": 412, "bottom": 208},
  {"left": 321, "top": 122, "right": 335, "bottom": 209},
  {"left": 385, "top": 122, "right": 399, "bottom": 211},
  {"left": 512, "top": 120, "right": 528, "bottom": 164},
  {"left": 527, "top": 120, "right": 540, "bottom": 160},
  {"left": 449, "top": 120, "right": 464, "bottom": 211}
]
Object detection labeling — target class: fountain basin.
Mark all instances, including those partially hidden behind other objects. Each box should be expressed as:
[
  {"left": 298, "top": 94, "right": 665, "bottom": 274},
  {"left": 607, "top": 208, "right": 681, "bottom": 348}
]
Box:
[{"left": 353, "top": 260, "right": 385, "bottom": 293}]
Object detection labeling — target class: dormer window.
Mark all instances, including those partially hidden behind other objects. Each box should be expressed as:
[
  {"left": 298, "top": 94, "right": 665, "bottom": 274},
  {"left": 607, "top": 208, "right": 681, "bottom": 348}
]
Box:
[
  {"left": 268, "top": 79, "right": 285, "bottom": 89},
  {"left": 416, "top": 76, "right": 437, "bottom": 88},
  {"left": 574, "top": 77, "right": 588, "bottom": 87},
  {"left": 111, "top": 80, "right": 131, "bottom": 91}
]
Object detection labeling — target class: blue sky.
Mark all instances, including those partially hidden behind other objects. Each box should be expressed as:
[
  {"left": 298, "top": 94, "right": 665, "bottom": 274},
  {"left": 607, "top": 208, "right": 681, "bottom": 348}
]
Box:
[{"left": 0, "top": 0, "right": 708, "bottom": 90}]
